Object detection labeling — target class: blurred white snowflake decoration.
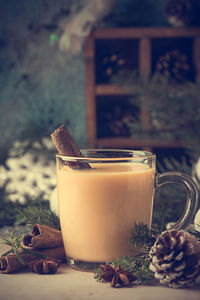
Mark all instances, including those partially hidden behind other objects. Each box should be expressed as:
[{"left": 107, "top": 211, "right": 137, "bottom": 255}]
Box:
[{"left": 0, "top": 138, "right": 56, "bottom": 204}]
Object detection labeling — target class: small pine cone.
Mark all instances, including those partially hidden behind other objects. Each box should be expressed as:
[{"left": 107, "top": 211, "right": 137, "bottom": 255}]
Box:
[
  {"left": 165, "top": 0, "right": 192, "bottom": 26},
  {"left": 156, "top": 50, "right": 190, "bottom": 82},
  {"left": 149, "top": 229, "right": 200, "bottom": 288}
]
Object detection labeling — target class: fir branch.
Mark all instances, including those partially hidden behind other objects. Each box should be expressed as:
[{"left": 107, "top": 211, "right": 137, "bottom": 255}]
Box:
[
  {"left": 94, "top": 254, "right": 154, "bottom": 285},
  {"left": 94, "top": 267, "right": 104, "bottom": 282},
  {"left": 14, "top": 247, "right": 25, "bottom": 265},
  {"left": 0, "top": 230, "right": 25, "bottom": 265},
  {"left": 0, "top": 230, "right": 47, "bottom": 265},
  {"left": 1, "top": 204, "right": 60, "bottom": 266},
  {"left": 129, "top": 222, "right": 164, "bottom": 251},
  {"left": 16, "top": 204, "right": 60, "bottom": 230},
  {"left": 112, "top": 255, "right": 154, "bottom": 283}
]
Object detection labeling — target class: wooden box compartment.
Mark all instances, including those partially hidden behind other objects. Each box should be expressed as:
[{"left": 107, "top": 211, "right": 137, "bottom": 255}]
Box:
[
  {"left": 151, "top": 37, "right": 195, "bottom": 81},
  {"left": 85, "top": 27, "right": 200, "bottom": 149},
  {"left": 96, "top": 95, "right": 139, "bottom": 138},
  {"left": 95, "top": 39, "right": 139, "bottom": 84}
]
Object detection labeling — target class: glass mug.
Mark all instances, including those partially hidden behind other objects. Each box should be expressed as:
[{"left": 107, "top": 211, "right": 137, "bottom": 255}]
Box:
[{"left": 56, "top": 149, "right": 198, "bottom": 271}]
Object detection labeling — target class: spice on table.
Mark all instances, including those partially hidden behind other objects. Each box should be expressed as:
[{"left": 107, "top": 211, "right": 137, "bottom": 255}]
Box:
[
  {"left": 27, "top": 258, "right": 61, "bottom": 274},
  {"left": 99, "top": 264, "right": 137, "bottom": 287}
]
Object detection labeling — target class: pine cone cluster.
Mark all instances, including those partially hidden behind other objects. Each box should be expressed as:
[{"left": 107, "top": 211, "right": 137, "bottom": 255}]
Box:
[
  {"left": 149, "top": 229, "right": 200, "bottom": 288},
  {"left": 102, "top": 53, "right": 126, "bottom": 78},
  {"left": 156, "top": 49, "right": 190, "bottom": 82}
]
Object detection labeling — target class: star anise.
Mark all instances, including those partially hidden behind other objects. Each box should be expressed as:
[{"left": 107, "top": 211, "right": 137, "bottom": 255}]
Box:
[
  {"left": 28, "top": 259, "right": 61, "bottom": 274},
  {"left": 100, "top": 264, "right": 137, "bottom": 287}
]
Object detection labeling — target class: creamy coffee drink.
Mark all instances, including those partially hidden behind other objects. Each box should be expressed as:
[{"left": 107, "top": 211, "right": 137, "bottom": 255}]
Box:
[
  {"left": 57, "top": 162, "right": 155, "bottom": 262},
  {"left": 52, "top": 127, "right": 198, "bottom": 271}
]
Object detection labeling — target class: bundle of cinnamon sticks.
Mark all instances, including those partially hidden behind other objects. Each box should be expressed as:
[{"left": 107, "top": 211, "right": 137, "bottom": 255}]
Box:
[{"left": 0, "top": 224, "right": 66, "bottom": 274}]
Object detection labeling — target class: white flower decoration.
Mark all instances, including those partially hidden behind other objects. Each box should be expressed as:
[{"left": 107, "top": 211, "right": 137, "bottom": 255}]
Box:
[{"left": 0, "top": 139, "right": 56, "bottom": 203}]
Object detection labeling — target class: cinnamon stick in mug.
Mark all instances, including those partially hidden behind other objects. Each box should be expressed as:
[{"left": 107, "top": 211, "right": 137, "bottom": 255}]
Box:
[{"left": 51, "top": 124, "right": 90, "bottom": 169}]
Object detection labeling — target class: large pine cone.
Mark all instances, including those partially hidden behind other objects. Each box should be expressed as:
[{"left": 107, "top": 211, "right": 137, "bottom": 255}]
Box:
[{"left": 149, "top": 229, "right": 200, "bottom": 288}]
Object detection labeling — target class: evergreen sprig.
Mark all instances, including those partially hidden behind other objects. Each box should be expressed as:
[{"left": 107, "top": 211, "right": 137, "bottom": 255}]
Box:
[
  {"left": 16, "top": 204, "right": 60, "bottom": 230},
  {"left": 94, "top": 254, "right": 154, "bottom": 285},
  {"left": 130, "top": 222, "right": 164, "bottom": 251},
  {"left": 0, "top": 230, "right": 25, "bottom": 265},
  {"left": 111, "top": 254, "right": 154, "bottom": 283},
  {"left": 94, "top": 267, "right": 104, "bottom": 282},
  {"left": 0, "top": 230, "right": 47, "bottom": 266},
  {"left": 0, "top": 202, "right": 60, "bottom": 265}
]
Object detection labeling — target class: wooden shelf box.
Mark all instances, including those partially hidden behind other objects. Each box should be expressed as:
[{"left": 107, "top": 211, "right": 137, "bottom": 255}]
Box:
[{"left": 85, "top": 27, "right": 200, "bottom": 149}]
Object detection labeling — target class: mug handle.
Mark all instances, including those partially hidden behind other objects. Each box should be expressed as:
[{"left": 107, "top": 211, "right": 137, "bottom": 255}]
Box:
[{"left": 155, "top": 171, "right": 199, "bottom": 230}]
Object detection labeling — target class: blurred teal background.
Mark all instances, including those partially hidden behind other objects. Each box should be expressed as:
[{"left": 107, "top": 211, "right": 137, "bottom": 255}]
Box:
[{"left": 0, "top": 0, "right": 167, "bottom": 165}]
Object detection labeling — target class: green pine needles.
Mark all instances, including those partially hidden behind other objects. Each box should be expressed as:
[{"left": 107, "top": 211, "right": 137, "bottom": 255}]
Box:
[
  {"left": 0, "top": 203, "right": 60, "bottom": 266},
  {"left": 130, "top": 222, "right": 164, "bottom": 250},
  {"left": 16, "top": 204, "right": 60, "bottom": 230},
  {"left": 0, "top": 230, "right": 24, "bottom": 264},
  {"left": 0, "top": 230, "right": 47, "bottom": 265}
]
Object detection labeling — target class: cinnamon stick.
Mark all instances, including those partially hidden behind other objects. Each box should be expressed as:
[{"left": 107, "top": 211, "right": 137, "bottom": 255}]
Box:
[
  {"left": 0, "top": 247, "right": 66, "bottom": 274},
  {"left": 23, "top": 224, "right": 63, "bottom": 249},
  {"left": 51, "top": 124, "right": 90, "bottom": 169},
  {"left": 0, "top": 252, "right": 32, "bottom": 273}
]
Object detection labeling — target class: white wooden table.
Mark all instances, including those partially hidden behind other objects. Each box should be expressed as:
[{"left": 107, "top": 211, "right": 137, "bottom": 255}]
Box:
[{"left": 0, "top": 240, "right": 200, "bottom": 300}]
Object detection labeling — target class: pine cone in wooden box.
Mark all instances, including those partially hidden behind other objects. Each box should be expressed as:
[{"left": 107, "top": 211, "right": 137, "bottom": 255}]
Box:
[
  {"left": 156, "top": 49, "right": 190, "bottom": 82},
  {"left": 165, "top": 0, "right": 193, "bottom": 27},
  {"left": 165, "top": 0, "right": 200, "bottom": 27},
  {"left": 149, "top": 229, "right": 200, "bottom": 288}
]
